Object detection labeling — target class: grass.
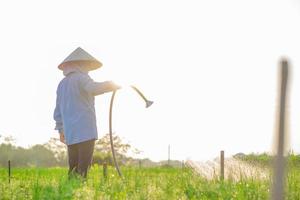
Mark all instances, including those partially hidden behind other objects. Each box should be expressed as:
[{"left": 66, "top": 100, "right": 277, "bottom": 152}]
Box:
[{"left": 0, "top": 164, "right": 300, "bottom": 200}]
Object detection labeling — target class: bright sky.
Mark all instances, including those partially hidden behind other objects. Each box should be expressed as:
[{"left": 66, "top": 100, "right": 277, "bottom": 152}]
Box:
[{"left": 0, "top": 0, "right": 299, "bottom": 161}]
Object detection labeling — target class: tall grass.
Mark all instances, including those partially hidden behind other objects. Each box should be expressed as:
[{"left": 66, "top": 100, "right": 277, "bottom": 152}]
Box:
[{"left": 0, "top": 164, "right": 300, "bottom": 199}]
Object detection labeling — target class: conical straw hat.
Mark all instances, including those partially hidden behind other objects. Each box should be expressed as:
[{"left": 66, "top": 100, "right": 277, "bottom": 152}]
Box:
[{"left": 58, "top": 47, "right": 103, "bottom": 71}]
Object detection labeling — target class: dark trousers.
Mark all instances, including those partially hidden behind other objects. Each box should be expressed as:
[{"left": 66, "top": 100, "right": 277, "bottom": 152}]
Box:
[{"left": 67, "top": 139, "right": 95, "bottom": 178}]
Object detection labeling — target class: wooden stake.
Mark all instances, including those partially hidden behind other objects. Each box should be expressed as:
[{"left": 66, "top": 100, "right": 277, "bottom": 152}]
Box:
[
  {"left": 139, "top": 160, "right": 142, "bottom": 169},
  {"left": 168, "top": 145, "right": 170, "bottom": 166},
  {"left": 271, "top": 58, "right": 289, "bottom": 200},
  {"left": 103, "top": 162, "right": 108, "bottom": 179},
  {"left": 220, "top": 151, "right": 224, "bottom": 181},
  {"left": 8, "top": 160, "right": 11, "bottom": 183}
]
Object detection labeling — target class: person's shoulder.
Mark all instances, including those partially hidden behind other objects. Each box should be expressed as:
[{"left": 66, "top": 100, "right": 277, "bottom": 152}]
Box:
[
  {"left": 63, "top": 71, "right": 88, "bottom": 82},
  {"left": 56, "top": 78, "right": 66, "bottom": 91},
  {"left": 58, "top": 72, "right": 92, "bottom": 89},
  {"left": 76, "top": 72, "right": 93, "bottom": 83},
  {"left": 59, "top": 75, "right": 69, "bottom": 84}
]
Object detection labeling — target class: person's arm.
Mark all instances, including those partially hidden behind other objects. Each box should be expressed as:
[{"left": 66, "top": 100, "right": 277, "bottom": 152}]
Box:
[
  {"left": 53, "top": 91, "right": 65, "bottom": 144},
  {"left": 80, "top": 74, "right": 120, "bottom": 96}
]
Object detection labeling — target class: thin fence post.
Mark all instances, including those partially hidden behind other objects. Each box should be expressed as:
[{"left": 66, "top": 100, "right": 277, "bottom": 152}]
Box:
[
  {"left": 103, "top": 162, "right": 108, "bottom": 179},
  {"left": 220, "top": 151, "right": 224, "bottom": 181},
  {"left": 271, "top": 58, "right": 289, "bottom": 200},
  {"left": 139, "top": 160, "right": 142, "bottom": 169},
  {"left": 8, "top": 160, "right": 11, "bottom": 183},
  {"left": 168, "top": 145, "right": 170, "bottom": 166}
]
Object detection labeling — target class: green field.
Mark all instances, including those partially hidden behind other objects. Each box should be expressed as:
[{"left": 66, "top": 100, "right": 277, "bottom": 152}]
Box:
[{"left": 0, "top": 164, "right": 300, "bottom": 200}]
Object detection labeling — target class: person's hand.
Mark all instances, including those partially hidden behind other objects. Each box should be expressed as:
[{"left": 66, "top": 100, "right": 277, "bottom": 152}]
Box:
[
  {"left": 109, "top": 81, "right": 121, "bottom": 91},
  {"left": 114, "top": 84, "right": 121, "bottom": 90},
  {"left": 59, "top": 132, "right": 65, "bottom": 144}
]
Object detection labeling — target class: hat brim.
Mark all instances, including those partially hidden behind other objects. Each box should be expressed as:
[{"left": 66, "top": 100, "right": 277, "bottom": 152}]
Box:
[{"left": 58, "top": 60, "right": 103, "bottom": 71}]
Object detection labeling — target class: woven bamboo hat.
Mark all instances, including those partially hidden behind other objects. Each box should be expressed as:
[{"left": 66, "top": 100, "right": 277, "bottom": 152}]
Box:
[{"left": 58, "top": 47, "right": 103, "bottom": 71}]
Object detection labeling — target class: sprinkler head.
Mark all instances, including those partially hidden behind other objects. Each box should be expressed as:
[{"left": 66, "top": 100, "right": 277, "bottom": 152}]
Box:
[{"left": 146, "top": 100, "right": 154, "bottom": 108}]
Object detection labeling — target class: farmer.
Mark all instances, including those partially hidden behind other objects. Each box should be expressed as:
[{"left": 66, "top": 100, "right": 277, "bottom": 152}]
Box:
[{"left": 53, "top": 47, "right": 120, "bottom": 178}]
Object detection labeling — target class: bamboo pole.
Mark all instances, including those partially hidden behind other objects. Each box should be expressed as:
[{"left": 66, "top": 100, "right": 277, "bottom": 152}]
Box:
[{"left": 271, "top": 58, "right": 289, "bottom": 200}]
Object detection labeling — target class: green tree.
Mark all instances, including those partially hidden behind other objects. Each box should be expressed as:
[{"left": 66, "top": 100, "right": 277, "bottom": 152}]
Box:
[
  {"left": 43, "top": 137, "right": 67, "bottom": 166},
  {"left": 93, "top": 133, "right": 140, "bottom": 166}
]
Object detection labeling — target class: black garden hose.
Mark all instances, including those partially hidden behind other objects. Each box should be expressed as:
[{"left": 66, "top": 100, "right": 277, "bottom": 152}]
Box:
[{"left": 109, "top": 86, "right": 153, "bottom": 178}]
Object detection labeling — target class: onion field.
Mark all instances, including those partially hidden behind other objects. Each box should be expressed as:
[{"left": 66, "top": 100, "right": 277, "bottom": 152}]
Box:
[{"left": 1, "top": 162, "right": 300, "bottom": 200}]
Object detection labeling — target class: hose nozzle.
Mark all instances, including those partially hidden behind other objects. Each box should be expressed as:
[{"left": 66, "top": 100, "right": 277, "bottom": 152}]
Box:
[
  {"left": 146, "top": 100, "right": 154, "bottom": 108},
  {"left": 130, "top": 85, "right": 154, "bottom": 108}
]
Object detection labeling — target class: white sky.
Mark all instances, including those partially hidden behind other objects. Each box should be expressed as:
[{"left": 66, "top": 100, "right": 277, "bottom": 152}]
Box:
[{"left": 0, "top": 0, "right": 299, "bottom": 161}]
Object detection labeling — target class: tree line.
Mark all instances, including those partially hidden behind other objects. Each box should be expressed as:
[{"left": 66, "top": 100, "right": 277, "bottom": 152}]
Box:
[
  {"left": 0, "top": 134, "right": 140, "bottom": 167},
  {"left": 0, "top": 134, "right": 184, "bottom": 168}
]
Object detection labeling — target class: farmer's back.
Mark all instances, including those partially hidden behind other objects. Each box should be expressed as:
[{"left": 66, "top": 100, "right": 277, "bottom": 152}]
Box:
[{"left": 56, "top": 70, "right": 97, "bottom": 145}]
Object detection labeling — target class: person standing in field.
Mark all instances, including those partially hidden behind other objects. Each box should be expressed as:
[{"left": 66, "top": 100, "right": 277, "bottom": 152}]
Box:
[{"left": 53, "top": 47, "right": 120, "bottom": 178}]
